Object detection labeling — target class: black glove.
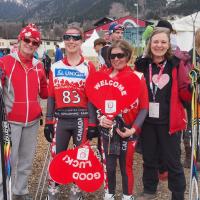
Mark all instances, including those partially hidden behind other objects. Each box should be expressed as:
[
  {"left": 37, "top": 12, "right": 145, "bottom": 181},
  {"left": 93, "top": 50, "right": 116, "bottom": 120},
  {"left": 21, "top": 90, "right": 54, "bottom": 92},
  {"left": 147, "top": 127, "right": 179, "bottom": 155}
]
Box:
[
  {"left": 44, "top": 124, "right": 54, "bottom": 142},
  {"left": 87, "top": 126, "right": 99, "bottom": 140},
  {"left": 114, "top": 116, "right": 126, "bottom": 132}
]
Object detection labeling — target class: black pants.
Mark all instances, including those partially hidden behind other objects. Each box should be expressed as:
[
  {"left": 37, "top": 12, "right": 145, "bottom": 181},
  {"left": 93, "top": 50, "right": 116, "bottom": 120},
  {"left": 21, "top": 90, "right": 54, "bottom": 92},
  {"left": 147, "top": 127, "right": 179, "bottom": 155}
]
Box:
[
  {"left": 49, "top": 117, "right": 88, "bottom": 188},
  {"left": 136, "top": 135, "right": 167, "bottom": 174},
  {"left": 141, "top": 122, "right": 186, "bottom": 200},
  {"left": 55, "top": 118, "right": 88, "bottom": 154},
  {"left": 101, "top": 137, "right": 136, "bottom": 195}
]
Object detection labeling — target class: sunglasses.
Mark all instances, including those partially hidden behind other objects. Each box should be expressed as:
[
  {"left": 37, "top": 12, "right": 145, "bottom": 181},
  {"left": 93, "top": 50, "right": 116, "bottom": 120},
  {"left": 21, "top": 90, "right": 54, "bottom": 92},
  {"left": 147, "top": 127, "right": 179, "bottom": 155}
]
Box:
[
  {"left": 63, "top": 34, "right": 82, "bottom": 41},
  {"left": 23, "top": 38, "right": 40, "bottom": 47},
  {"left": 110, "top": 53, "right": 126, "bottom": 59}
]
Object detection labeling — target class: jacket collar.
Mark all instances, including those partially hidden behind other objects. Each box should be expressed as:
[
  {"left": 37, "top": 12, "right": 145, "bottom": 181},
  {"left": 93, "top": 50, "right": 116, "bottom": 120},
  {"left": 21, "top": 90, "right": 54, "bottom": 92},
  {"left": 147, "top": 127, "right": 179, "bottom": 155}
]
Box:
[{"left": 10, "top": 51, "right": 40, "bottom": 67}]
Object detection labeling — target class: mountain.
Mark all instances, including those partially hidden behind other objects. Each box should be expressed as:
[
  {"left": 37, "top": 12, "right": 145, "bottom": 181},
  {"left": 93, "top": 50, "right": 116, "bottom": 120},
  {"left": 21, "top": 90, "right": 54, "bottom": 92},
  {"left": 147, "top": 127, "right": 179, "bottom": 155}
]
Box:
[
  {"left": 24, "top": 0, "right": 131, "bottom": 23},
  {"left": 1, "top": 0, "right": 199, "bottom": 23},
  {"left": 0, "top": 0, "right": 174, "bottom": 23},
  {"left": 0, "top": 0, "right": 199, "bottom": 39},
  {"left": 0, "top": 0, "right": 26, "bottom": 21}
]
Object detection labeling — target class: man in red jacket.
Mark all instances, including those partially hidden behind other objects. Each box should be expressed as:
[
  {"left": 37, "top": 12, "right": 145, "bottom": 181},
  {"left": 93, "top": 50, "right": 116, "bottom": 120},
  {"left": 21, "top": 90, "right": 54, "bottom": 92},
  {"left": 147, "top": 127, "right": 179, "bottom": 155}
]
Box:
[{"left": 0, "top": 24, "right": 48, "bottom": 200}]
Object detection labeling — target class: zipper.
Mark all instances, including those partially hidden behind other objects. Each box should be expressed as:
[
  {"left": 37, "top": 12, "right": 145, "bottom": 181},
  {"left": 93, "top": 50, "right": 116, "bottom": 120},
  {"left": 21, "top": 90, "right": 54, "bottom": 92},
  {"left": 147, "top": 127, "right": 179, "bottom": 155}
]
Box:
[
  {"left": 19, "top": 58, "right": 38, "bottom": 125},
  {"left": 23, "top": 64, "right": 37, "bottom": 125},
  {"left": 25, "top": 70, "right": 29, "bottom": 126}
]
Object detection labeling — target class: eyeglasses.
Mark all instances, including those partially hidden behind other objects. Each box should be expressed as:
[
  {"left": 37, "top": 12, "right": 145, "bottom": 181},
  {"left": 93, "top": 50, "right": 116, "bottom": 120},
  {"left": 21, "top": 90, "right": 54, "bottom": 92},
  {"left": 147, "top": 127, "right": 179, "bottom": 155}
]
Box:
[
  {"left": 23, "top": 38, "right": 40, "bottom": 47},
  {"left": 110, "top": 53, "right": 126, "bottom": 59},
  {"left": 63, "top": 34, "right": 82, "bottom": 41}
]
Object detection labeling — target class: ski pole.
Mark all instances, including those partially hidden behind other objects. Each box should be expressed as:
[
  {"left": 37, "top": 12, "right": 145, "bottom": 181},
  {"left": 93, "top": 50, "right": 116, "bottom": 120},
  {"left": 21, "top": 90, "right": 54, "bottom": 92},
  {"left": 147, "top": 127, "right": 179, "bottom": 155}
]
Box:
[
  {"left": 34, "top": 143, "right": 50, "bottom": 200},
  {"left": 39, "top": 160, "right": 49, "bottom": 200},
  {"left": 189, "top": 69, "right": 199, "bottom": 200},
  {"left": 189, "top": 12, "right": 200, "bottom": 200},
  {"left": 0, "top": 87, "right": 8, "bottom": 200}
]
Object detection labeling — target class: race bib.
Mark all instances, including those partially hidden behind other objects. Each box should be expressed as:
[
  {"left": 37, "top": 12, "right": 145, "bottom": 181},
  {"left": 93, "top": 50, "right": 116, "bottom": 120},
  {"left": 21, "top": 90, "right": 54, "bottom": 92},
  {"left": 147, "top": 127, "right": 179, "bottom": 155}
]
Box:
[{"left": 149, "top": 102, "right": 159, "bottom": 118}]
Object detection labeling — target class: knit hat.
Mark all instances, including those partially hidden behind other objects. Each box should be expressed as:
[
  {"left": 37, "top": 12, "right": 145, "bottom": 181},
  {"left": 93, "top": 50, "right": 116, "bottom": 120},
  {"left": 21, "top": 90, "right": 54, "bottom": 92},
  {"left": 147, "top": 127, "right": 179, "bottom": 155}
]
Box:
[
  {"left": 156, "top": 20, "right": 174, "bottom": 33},
  {"left": 18, "top": 24, "right": 41, "bottom": 43},
  {"left": 109, "top": 22, "right": 124, "bottom": 35}
]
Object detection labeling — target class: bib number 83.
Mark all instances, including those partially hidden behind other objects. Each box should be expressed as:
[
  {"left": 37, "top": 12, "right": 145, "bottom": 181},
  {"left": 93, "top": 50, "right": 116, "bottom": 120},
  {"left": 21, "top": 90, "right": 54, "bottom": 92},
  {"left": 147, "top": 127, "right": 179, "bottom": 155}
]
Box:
[{"left": 63, "top": 91, "right": 80, "bottom": 104}]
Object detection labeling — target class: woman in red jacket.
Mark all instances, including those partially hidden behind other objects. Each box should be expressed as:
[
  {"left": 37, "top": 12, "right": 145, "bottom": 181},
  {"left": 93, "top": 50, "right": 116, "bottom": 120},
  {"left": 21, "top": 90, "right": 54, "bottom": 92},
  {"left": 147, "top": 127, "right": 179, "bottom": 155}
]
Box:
[
  {"left": 98, "top": 40, "right": 149, "bottom": 200},
  {"left": 0, "top": 24, "right": 48, "bottom": 200},
  {"left": 135, "top": 28, "right": 191, "bottom": 200}
]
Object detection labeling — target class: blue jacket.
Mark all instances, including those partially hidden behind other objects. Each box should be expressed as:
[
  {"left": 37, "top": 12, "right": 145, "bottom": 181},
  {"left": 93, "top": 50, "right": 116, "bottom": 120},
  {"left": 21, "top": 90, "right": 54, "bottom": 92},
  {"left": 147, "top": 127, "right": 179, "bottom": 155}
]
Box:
[{"left": 55, "top": 48, "right": 63, "bottom": 62}]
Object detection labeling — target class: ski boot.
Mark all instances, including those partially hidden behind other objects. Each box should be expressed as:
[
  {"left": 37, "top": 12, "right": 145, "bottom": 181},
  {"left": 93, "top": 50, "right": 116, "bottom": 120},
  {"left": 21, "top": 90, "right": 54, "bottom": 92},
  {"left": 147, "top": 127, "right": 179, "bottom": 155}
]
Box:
[
  {"left": 104, "top": 192, "right": 115, "bottom": 200},
  {"left": 45, "top": 186, "right": 59, "bottom": 200},
  {"left": 122, "top": 194, "right": 135, "bottom": 200}
]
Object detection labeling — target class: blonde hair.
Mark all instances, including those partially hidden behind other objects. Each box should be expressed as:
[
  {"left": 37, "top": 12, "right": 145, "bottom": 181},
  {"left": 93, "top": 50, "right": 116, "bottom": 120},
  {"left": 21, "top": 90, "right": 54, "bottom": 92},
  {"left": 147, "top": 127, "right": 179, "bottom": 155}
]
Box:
[{"left": 145, "top": 27, "right": 172, "bottom": 59}]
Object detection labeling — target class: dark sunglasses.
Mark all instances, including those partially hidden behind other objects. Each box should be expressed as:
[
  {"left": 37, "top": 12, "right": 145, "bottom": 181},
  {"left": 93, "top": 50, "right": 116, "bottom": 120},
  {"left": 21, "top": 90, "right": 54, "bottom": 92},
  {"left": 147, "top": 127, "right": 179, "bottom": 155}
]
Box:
[
  {"left": 23, "top": 38, "right": 40, "bottom": 46},
  {"left": 110, "top": 53, "right": 126, "bottom": 59},
  {"left": 63, "top": 34, "right": 82, "bottom": 41}
]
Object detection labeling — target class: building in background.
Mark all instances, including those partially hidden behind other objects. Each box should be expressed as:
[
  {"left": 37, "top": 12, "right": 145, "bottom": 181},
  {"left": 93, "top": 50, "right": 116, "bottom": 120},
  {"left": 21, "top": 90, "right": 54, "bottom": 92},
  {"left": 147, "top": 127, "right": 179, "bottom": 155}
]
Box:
[
  {"left": 84, "top": 15, "right": 153, "bottom": 47},
  {"left": 0, "top": 38, "right": 11, "bottom": 54}
]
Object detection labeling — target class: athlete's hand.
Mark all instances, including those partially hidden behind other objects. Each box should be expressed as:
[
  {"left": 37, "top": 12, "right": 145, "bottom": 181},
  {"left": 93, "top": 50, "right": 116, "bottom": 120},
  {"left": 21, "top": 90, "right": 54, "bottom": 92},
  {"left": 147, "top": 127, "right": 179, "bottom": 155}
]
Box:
[
  {"left": 116, "top": 127, "right": 136, "bottom": 138},
  {"left": 99, "top": 116, "right": 113, "bottom": 129},
  {"left": 87, "top": 126, "right": 99, "bottom": 140},
  {"left": 44, "top": 124, "right": 54, "bottom": 143}
]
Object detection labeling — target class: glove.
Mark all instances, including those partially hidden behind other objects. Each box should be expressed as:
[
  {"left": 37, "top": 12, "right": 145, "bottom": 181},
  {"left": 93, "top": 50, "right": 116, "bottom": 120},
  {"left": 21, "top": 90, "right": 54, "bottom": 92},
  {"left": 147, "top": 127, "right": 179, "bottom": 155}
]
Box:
[
  {"left": 87, "top": 126, "right": 99, "bottom": 140},
  {"left": 114, "top": 116, "right": 126, "bottom": 132},
  {"left": 44, "top": 124, "right": 54, "bottom": 142}
]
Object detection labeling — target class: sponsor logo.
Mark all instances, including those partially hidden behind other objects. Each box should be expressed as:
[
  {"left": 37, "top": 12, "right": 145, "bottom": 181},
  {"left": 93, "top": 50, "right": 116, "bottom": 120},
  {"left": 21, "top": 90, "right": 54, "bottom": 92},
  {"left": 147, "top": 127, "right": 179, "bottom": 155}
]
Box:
[
  {"left": 77, "top": 118, "right": 83, "bottom": 141},
  {"left": 55, "top": 68, "right": 86, "bottom": 79}
]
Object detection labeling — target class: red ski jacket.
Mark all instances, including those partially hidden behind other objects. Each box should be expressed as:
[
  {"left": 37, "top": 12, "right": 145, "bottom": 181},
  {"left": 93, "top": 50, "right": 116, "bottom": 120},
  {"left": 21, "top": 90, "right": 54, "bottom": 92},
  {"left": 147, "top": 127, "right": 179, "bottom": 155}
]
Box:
[
  {"left": 100, "top": 66, "right": 149, "bottom": 134},
  {"left": 0, "top": 52, "right": 48, "bottom": 125}
]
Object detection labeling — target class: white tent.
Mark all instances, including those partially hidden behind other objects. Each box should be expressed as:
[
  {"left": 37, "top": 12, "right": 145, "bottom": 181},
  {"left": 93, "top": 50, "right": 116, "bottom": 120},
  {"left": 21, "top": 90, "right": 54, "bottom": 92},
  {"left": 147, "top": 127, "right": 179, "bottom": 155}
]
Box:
[
  {"left": 0, "top": 38, "right": 10, "bottom": 49},
  {"left": 172, "top": 12, "right": 200, "bottom": 51},
  {"left": 81, "top": 29, "right": 99, "bottom": 57}
]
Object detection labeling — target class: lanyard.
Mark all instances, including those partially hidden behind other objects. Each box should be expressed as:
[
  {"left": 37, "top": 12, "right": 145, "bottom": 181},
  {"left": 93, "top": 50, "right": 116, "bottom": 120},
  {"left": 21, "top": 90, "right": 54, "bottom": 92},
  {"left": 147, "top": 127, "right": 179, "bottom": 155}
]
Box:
[{"left": 149, "top": 61, "right": 167, "bottom": 102}]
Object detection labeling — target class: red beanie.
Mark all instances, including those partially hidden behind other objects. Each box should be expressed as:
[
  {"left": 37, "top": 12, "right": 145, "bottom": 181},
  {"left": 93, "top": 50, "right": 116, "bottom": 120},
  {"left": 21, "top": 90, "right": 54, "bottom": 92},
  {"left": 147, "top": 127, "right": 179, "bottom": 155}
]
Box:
[{"left": 18, "top": 23, "right": 41, "bottom": 43}]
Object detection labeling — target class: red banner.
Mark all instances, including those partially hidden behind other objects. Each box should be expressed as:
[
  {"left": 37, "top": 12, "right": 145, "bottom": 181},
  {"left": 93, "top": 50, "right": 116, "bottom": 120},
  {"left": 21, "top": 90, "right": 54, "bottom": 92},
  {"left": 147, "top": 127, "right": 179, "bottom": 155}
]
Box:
[
  {"left": 49, "top": 143, "right": 104, "bottom": 192},
  {"left": 85, "top": 71, "right": 141, "bottom": 118}
]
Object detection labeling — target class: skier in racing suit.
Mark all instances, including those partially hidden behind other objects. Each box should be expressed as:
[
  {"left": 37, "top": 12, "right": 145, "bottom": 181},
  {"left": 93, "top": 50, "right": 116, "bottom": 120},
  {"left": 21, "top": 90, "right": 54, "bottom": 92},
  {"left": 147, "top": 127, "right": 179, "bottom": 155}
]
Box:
[
  {"left": 44, "top": 26, "right": 96, "bottom": 200},
  {"left": 97, "top": 40, "right": 149, "bottom": 200}
]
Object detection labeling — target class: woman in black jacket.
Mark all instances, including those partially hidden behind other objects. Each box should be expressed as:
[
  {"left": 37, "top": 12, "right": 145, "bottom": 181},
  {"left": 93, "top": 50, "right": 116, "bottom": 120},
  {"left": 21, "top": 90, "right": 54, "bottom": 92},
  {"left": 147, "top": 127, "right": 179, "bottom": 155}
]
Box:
[{"left": 135, "top": 28, "right": 191, "bottom": 200}]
